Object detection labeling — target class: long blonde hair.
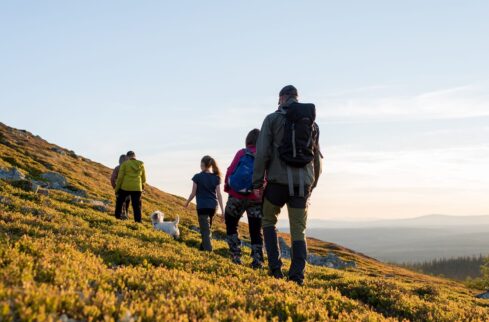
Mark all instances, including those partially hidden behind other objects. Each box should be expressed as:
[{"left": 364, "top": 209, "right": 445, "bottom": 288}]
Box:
[{"left": 201, "top": 155, "right": 221, "bottom": 178}]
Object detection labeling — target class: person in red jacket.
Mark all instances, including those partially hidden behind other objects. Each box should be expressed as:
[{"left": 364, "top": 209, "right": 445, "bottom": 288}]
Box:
[{"left": 224, "top": 129, "right": 264, "bottom": 268}]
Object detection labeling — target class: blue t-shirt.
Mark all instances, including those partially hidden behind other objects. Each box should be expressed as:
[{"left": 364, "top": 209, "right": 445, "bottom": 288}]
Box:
[{"left": 192, "top": 172, "right": 221, "bottom": 209}]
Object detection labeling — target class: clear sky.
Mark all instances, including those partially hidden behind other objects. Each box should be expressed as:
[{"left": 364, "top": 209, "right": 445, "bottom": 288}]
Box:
[{"left": 1, "top": 1, "right": 488, "bottom": 220}]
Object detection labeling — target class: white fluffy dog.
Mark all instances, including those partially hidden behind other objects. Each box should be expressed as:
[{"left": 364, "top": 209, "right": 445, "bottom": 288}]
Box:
[{"left": 150, "top": 210, "right": 180, "bottom": 240}]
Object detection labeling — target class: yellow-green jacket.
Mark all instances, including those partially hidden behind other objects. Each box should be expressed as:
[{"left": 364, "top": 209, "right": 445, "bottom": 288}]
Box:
[{"left": 115, "top": 159, "right": 146, "bottom": 192}]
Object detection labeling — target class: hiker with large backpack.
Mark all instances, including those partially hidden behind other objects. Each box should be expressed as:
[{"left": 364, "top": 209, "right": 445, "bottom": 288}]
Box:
[
  {"left": 253, "top": 85, "right": 322, "bottom": 285},
  {"left": 224, "top": 129, "right": 264, "bottom": 268}
]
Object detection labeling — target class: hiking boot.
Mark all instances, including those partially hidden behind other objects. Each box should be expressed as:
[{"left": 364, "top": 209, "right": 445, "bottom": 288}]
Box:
[
  {"left": 288, "top": 240, "right": 307, "bottom": 286},
  {"left": 250, "top": 244, "right": 264, "bottom": 269},
  {"left": 270, "top": 269, "right": 284, "bottom": 279},
  {"left": 226, "top": 233, "right": 242, "bottom": 260},
  {"left": 263, "top": 226, "right": 283, "bottom": 275},
  {"left": 289, "top": 277, "right": 304, "bottom": 286}
]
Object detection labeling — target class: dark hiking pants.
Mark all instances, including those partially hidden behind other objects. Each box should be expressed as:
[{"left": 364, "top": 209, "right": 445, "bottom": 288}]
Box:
[
  {"left": 116, "top": 189, "right": 142, "bottom": 223},
  {"left": 225, "top": 196, "right": 263, "bottom": 264},
  {"left": 197, "top": 208, "right": 215, "bottom": 251}
]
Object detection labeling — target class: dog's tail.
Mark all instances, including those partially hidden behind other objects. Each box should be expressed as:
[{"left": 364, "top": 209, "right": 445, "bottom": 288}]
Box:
[{"left": 174, "top": 215, "right": 180, "bottom": 226}]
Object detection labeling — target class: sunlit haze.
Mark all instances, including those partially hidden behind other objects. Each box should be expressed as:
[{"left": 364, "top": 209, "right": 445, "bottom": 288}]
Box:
[{"left": 1, "top": 1, "right": 488, "bottom": 220}]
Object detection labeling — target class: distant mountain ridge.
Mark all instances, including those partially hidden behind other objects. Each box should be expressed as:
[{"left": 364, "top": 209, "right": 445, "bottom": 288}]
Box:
[{"left": 279, "top": 214, "right": 489, "bottom": 229}]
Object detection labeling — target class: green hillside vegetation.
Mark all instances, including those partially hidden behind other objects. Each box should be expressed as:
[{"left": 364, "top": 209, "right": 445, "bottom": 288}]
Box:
[{"left": 1, "top": 122, "right": 489, "bottom": 321}]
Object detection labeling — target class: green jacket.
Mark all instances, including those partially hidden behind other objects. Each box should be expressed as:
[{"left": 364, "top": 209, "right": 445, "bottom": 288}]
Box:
[
  {"left": 115, "top": 159, "right": 146, "bottom": 192},
  {"left": 252, "top": 104, "right": 322, "bottom": 190}
]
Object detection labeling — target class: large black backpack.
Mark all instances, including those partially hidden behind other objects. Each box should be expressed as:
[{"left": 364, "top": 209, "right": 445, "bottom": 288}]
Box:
[{"left": 278, "top": 102, "right": 318, "bottom": 167}]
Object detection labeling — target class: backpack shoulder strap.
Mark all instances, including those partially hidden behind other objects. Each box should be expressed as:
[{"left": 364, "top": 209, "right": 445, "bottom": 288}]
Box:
[{"left": 245, "top": 148, "right": 255, "bottom": 157}]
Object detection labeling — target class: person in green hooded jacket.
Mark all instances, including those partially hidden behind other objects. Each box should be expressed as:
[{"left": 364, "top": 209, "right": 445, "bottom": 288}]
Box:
[{"left": 115, "top": 151, "right": 146, "bottom": 223}]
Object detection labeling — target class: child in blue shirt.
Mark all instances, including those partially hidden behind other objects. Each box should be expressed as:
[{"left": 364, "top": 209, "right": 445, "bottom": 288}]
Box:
[{"left": 185, "top": 155, "right": 224, "bottom": 251}]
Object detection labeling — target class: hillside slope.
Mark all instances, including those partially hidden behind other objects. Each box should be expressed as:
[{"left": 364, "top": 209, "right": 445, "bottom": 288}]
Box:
[{"left": 1, "top": 122, "right": 488, "bottom": 321}]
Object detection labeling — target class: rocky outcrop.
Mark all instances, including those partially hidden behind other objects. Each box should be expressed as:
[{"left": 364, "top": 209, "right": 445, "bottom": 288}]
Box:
[
  {"left": 1, "top": 167, "right": 86, "bottom": 197},
  {"left": 71, "top": 197, "right": 110, "bottom": 212},
  {"left": 39, "top": 172, "right": 87, "bottom": 197},
  {"left": 476, "top": 291, "right": 489, "bottom": 299},
  {"left": 0, "top": 167, "right": 25, "bottom": 181},
  {"left": 0, "top": 167, "right": 39, "bottom": 192},
  {"left": 308, "top": 252, "right": 356, "bottom": 269},
  {"left": 187, "top": 227, "right": 356, "bottom": 270},
  {"left": 50, "top": 147, "right": 67, "bottom": 155},
  {"left": 278, "top": 237, "right": 356, "bottom": 269},
  {"left": 41, "top": 172, "right": 68, "bottom": 189}
]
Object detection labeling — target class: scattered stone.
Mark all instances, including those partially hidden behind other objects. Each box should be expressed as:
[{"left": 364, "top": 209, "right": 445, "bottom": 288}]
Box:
[
  {"left": 188, "top": 229, "right": 355, "bottom": 270},
  {"left": 0, "top": 167, "right": 26, "bottom": 181},
  {"left": 308, "top": 252, "right": 356, "bottom": 269},
  {"left": 89, "top": 200, "right": 110, "bottom": 212},
  {"left": 32, "top": 180, "right": 49, "bottom": 189},
  {"left": 279, "top": 237, "right": 356, "bottom": 269},
  {"left": 71, "top": 197, "right": 110, "bottom": 212},
  {"left": 41, "top": 172, "right": 68, "bottom": 189},
  {"left": 279, "top": 237, "right": 290, "bottom": 259},
  {"left": 476, "top": 291, "right": 489, "bottom": 299},
  {"left": 50, "top": 147, "right": 66, "bottom": 155},
  {"left": 71, "top": 197, "right": 83, "bottom": 204}
]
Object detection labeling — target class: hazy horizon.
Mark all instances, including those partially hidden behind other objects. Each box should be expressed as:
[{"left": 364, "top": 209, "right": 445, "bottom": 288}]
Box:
[{"left": 1, "top": 1, "right": 488, "bottom": 220}]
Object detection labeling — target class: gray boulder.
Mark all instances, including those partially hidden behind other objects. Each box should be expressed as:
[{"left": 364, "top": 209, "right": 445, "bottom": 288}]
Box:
[
  {"left": 50, "top": 147, "right": 66, "bottom": 155},
  {"left": 41, "top": 172, "right": 68, "bottom": 189},
  {"left": 71, "top": 197, "right": 110, "bottom": 212},
  {"left": 279, "top": 237, "right": 291, "bottom": 259},
  {"left": 278, "top": 237, "right": 356, "bottom": 269},
  {"left": 308, "top": 252, "right": 356, "bottom": 269},
  {"left": 476, "top": 291, "right": 489, "bottom": 299},
  {"left": 0, "top": 167, "right": 26, "bottom": 181}
]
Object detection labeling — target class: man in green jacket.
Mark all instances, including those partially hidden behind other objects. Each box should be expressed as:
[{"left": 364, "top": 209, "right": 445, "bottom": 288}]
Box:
[
  {"left": 253, "top": 85, "right": 322, "bottom": 285},
  {"left": 115, "top": 151, "right": 146, "bottom": 223}
]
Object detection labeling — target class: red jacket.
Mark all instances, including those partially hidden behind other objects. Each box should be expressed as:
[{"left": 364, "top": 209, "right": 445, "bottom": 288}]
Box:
[{"left": 224, "top": 145, "right": 262, "bottom": 201}]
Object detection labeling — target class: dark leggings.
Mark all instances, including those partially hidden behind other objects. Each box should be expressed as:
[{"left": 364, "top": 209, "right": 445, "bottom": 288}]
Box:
[
  {"left": 197, "top": 208, "right": 215, "bottom": 251},
  {"left": 116, "top": 190, "right": 142, "bottom": 222}
]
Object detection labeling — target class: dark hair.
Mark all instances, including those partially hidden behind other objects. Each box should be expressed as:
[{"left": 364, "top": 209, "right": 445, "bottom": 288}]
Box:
[
  {"left": 245, "top": 128, "right": 260, "bottom": 146},
  {"left": 118, "top": 154, "right": 127, "bottom": 165},
  {"left": 201, "top": 155, "right": 221, "bottom": 178},
  {"left": 126, "top": 151, "right": 136, "bottom": 158},
  {"left": 279, "top": 85, "right": 298, "bottom": 98}
]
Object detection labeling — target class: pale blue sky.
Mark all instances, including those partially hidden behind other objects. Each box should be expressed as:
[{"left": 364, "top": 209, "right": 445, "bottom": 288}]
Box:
[{"left": 1, "top": 1, "right": 488, "bottom": 220}]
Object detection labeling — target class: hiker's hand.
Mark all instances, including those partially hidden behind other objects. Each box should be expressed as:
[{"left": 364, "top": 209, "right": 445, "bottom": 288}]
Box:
[{"left": 253, "top": 189, "right": 263, "bottom": 200}]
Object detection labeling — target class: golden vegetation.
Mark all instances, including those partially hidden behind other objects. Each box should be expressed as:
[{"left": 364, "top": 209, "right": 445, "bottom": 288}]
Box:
[{"left": 1, "top": 123, "right": 489, "bottom": 321}]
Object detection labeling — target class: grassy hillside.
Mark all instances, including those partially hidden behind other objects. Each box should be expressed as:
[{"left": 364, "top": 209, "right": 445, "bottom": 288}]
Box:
[{"left": 1, "top": 122, "right": 489, "bottom": 321}]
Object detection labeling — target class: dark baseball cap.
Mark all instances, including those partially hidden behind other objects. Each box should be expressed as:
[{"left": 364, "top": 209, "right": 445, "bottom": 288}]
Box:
[{"left": 279, "top": 85, "right": 298, "bottom": 97}]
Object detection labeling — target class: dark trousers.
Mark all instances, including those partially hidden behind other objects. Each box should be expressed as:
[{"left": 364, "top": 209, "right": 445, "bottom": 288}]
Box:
[
  {"left": 225, "top": 212, "right": 263, "bottom": 246},
  {"left": 116, "top": 189, "right": 142, "bottom": 223},
  {"left": 197, "top": 208, "right": 215, "bottom": 251},
  {"left": 120, "top": 196, "right": 131, "bottom": 219}
]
